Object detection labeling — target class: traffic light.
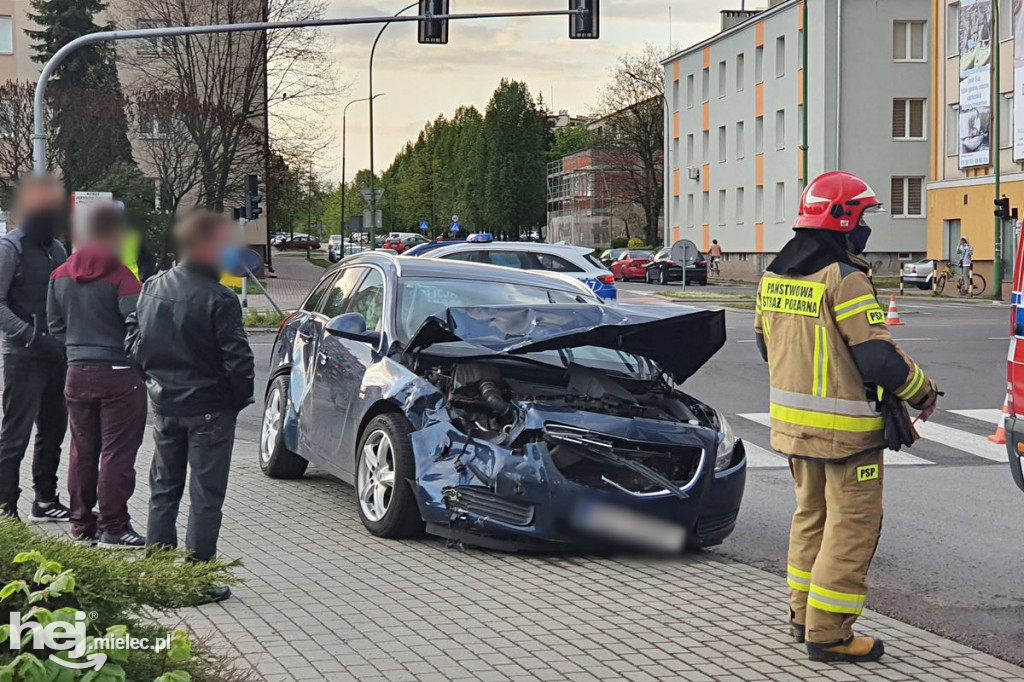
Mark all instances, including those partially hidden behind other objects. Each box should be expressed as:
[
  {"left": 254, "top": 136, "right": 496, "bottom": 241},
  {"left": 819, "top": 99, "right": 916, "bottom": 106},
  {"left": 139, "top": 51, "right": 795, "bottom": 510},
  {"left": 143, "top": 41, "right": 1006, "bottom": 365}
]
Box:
[
  {"left": 244, "top": 174, "right": 263, "bottom": 221},
  {"left": 418, "top": 0, "right": 449, "bottom": 45},
  {"left": 995, "top": 196, "right": 1011, "bottom": 220},
  {"left": 569, "top": 0, "right": 599, "bottom": 39}
]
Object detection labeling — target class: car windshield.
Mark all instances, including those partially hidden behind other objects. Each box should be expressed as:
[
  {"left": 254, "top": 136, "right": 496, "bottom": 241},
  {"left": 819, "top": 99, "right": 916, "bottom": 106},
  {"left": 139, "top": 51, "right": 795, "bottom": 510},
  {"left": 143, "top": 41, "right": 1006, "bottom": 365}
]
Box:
[
  {"left": 396, "top": 277, "right": 651, "bottom": 378},
  {"left": 629, "top": 251, "right": 653, "bottom": 259}
]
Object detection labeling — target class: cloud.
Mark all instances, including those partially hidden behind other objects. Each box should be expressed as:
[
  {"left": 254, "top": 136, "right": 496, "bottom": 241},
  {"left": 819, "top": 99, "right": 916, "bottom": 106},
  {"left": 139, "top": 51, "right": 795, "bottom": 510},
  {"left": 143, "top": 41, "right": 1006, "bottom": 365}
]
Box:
[{"left": 312, "top": 0, "right": 723, "bottom": 178}]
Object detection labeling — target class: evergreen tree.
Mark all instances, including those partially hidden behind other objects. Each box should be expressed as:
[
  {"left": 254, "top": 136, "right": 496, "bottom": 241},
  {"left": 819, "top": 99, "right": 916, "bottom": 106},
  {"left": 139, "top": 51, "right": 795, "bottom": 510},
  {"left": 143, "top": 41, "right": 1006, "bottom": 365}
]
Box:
[{"left": 27, "top": 0, "right": 134, "bottom": 191}]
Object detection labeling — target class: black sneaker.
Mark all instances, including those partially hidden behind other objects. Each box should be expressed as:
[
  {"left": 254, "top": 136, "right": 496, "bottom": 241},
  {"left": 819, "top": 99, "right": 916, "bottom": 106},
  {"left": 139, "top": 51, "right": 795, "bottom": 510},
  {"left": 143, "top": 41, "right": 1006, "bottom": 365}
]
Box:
[
  {"left": 97, "top": 525, "right": 146, "bottom": 550},
  {"left": 28, "top": 498, "right": 70, "bottom": 523},
  {"left": 0, "top": 503, "right": 20, "bottom": 522},
  {"left": 199, "top": 585, "right": 232, "bottom": 605},
  {"left": 71, "top": 531, "right": 97, "bottom": 546}
]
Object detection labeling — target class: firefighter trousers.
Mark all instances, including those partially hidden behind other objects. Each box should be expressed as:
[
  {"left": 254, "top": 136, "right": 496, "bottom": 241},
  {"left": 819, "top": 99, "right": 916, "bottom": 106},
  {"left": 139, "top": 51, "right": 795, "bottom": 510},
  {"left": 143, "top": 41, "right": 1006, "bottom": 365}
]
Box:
[{"left": 786, "top": 449, "right": 883, "bottom": 644}]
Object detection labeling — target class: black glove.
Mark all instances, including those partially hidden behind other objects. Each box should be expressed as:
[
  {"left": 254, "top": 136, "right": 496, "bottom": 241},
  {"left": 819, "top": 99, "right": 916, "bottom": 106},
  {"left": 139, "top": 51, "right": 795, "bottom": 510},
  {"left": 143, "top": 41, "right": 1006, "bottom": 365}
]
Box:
[
  {"left": 26, "top": 314, "right": 64, "bottom": 358},
  {"left": 872, "top": 387, "right": 918, "bottom": 451}
]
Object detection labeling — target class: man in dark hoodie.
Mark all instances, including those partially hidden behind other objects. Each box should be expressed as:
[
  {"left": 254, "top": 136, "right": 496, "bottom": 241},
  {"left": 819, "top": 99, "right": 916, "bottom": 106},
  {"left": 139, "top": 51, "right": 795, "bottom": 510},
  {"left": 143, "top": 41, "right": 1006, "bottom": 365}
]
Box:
[
  {"left": 127, "top": 211, "right": 253, "bottom": 601},
  {"left": 0, "top": 177, "right": 69, "bottom": 522},
  {"left": 48, "top": 205, "right": 146, "bottom": 548}
]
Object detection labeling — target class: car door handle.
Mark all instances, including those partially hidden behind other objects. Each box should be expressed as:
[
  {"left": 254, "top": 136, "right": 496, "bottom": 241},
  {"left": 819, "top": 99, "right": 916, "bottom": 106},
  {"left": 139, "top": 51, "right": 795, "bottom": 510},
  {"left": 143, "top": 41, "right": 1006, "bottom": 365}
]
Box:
[
  {"left": 298, "top": 329, "right": 314, "bottom": 341},
  {"left": 317, "top": 351, "right": 329, "bottom": 366}
]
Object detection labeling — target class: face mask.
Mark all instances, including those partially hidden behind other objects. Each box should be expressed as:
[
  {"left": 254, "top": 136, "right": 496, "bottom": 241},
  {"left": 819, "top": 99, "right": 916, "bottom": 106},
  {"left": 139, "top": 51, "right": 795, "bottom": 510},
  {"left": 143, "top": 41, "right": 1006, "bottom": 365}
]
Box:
[
  {"left": 847, "top": 223, "right": 872, "bottom": 255},
  {"left": 20, "top": 210, "right": 62, "bottom": 244}
]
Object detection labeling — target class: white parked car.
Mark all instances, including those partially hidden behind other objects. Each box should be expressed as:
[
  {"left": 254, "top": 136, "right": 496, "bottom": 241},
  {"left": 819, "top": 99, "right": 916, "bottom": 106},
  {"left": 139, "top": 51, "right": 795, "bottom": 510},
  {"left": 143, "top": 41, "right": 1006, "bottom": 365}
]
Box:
[{"left": 420, "top": 237, "right": 618, "bottom": 301}]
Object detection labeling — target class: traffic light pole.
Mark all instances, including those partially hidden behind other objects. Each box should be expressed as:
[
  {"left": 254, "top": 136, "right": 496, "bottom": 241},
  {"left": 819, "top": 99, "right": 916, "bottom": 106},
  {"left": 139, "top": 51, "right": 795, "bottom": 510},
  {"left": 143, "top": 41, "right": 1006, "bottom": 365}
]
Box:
[
  {"left": 30, "top": 6, "right": 593, "bottom": 175},
  {"left": 993, "top": 0, "right": 1004, "bottom": 296}
]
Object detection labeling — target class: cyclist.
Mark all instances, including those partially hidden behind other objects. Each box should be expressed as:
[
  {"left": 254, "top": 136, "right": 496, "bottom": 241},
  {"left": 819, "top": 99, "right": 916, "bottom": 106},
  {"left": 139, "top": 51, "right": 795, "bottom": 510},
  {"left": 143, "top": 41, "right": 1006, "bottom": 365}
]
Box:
[{"left": 708, "top": 239, "right": 723, "bottom": 277}]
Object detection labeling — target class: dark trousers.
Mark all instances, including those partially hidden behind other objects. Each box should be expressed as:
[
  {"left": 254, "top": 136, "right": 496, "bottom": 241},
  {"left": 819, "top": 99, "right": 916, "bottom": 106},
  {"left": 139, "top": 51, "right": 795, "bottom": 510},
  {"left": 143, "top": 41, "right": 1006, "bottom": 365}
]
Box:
[
  {"left": 65, "top": 366, "right": 147, "bottom": 536},
  {"left": 147, "top": 411, "right": 236, "bottom": 562},
  {"left": 0, "top": 354, "right": 67, "bottom": 509}
]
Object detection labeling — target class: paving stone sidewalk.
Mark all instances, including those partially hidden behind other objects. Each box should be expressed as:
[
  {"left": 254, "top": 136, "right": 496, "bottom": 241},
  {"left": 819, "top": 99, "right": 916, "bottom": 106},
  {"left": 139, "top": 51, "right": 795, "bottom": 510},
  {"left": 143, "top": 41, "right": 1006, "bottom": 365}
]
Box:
[
  {"left": 246, "top": 252, "right": 328, "bottom": 312},
  {"left": 18, "top": 430, "right": 1024, "bottom": 682}
]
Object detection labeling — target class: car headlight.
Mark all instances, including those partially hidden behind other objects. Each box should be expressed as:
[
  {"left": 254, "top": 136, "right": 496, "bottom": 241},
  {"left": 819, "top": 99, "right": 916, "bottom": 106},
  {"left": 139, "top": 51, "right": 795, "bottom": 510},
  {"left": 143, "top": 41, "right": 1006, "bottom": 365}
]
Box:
[{"left": 714, "top": 412, "right": 738, "bottom": 472}]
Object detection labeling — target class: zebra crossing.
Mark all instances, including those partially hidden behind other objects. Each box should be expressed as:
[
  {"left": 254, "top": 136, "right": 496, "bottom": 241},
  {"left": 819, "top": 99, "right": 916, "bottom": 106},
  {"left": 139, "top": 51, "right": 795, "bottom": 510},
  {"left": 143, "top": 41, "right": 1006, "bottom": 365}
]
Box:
[{"left": 736, "top": 409, "right": 1008, "bottom": 468}]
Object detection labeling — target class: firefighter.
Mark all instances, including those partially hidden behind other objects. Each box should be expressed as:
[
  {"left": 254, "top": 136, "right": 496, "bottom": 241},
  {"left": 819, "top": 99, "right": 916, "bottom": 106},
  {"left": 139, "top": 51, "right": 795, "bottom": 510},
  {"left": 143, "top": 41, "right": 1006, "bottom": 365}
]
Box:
[{"left": 754, "top": 171, "right": 938, "bottom": 663}]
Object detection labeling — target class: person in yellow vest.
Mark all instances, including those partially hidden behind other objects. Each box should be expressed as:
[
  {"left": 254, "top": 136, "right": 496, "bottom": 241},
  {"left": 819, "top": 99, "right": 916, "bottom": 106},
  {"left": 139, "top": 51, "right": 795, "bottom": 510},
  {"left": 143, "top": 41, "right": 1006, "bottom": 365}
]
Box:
[
  {"left": 754, "top": 171, "right": 939, "bottom": 663},
  {"left": 119, "top": 226, "right": 156, "bottom": 282}
]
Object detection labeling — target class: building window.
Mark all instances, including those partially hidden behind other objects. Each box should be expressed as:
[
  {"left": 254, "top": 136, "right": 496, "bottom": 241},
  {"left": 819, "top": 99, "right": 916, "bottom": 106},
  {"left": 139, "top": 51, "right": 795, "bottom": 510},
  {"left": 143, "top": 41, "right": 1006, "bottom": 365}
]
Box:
[
  {"left": 702, "top": 68, "right": 709, "bottom": 102},
  {"left": 736, "top": 187, "right": 745, "bottom": 224},
  {"left": 755, "top": 45, "right": 764, "bottom": 83},
  {"left": 775, "top": 182, "right": 786, "bottom": 223},
  {"left": 718, "top": 189, "right": 727, "bottom": 226},
  {"left": 893, "top": 21, "right": 926, "bottom": 61},
  {"left": 686, "top": 133, "right": 695, "bottom": 165},
  {"left": 736, "top": 53, "right": 745, "bottom": 91},
  {"left": 1000, "top": 0, "right": 1012, "bottom": 40},
  {"left": 702, "top": 131, "right": 709, "bottom": 163},
  {"left": 755, "top": 186, "right": 764, "bottom": 222},
  {"left": 947, "top": 3, "right": 960, "bottom": 56},
  {"left": 686, "top": 74, "right": 694, "bottom": 108},
  {"left": 892, "top": 99, "right": 926, "bottom": 139},
  {"left": 702, "top": 192, "right": 710, "bottom": 224},
  {"left": 672, "top": 80, "right": 680, "bottom": 111},
  {"left": 947, "top": 104, "right": 960, "bottom": 156},
  {"left": 718, "top": 126, "right": 727, "bottom": 162},
  {"left": 0, "top": 16, "right": 12, "bottom": 55},
  {"left": 1001, "top": 93, "right": 1014, "bottom": 148},
  {"left": 755, "top": 117, "right": 764, "bottom": 154},
  {"left": 775, "top": 109, "right": 786, "bottom": 150},
  {"left": 718, "top": 60, "right": 727, "bottom": 98},
  {"left": 687, "top": 194, "right": 695, "bottom": 227},
  {"left": 137, "top": 19, "right": 173, "bottom": 54},
  {"left": 891, "top": 177, "right": 924, "bottom": 217},
  {"left": 139, "top": 103, "right": 171, "bottom": 139},
  {"left": 736, "top": 121, "right": 745, "bottom": 159},
  {"left": 776, "top": 36, "right": 786, "bottom": 77}
]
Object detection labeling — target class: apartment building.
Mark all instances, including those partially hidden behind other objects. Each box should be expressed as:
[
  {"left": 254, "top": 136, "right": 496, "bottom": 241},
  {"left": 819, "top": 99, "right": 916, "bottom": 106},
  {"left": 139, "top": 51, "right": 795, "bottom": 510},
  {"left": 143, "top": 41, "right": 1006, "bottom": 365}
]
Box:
[
  {"left": 0, "top": 0, "right": 269, "bottom": 257},
  {"left": 929, "top": 0, "right": 1017, "bottom": 293},
  {"left": 663, "top": 0, "right": 931, "bottom": 278}
]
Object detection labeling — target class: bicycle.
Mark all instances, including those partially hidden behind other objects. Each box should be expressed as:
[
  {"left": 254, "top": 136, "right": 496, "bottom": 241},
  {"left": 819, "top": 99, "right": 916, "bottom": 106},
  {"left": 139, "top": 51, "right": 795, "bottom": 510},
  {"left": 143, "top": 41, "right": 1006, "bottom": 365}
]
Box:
[
  {"left": 934, "top": 261, "right": 986, "bottom": 297},
  {"left": 709, "top": 257, "right": 721, "bottom": 278}
]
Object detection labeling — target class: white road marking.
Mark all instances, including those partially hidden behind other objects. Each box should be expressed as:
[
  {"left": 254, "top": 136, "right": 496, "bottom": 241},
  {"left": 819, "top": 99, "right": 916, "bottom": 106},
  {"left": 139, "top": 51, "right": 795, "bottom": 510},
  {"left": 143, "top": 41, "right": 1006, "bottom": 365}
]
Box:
[
  {"left": 950, "top": 409, "right": 1004, "bottom": 424},
  {"left": 890, "top": 338, "right": 936, "bottom": 342},
  {"left": 736, "top": 413, "right": 931, "bottom": 466},
  {"left": 742, "top": 442, "right": 788, "bottom": 468},
  {"left": 914, "top": 421, "right": 1006, "bottom": 462},
  {"left": 989, "top": 337, "right": 1010, "bottom": 341},
  {"left": 735, "top": 339, "right": 757, "bottom": 343}
]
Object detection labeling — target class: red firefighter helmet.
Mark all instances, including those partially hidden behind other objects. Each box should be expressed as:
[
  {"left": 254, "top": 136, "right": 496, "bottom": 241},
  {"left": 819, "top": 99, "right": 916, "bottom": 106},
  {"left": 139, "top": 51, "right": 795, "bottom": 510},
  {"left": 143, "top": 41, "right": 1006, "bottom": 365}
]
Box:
[{"left": 794, "top": 171, "right": 884, "bottom": 233}]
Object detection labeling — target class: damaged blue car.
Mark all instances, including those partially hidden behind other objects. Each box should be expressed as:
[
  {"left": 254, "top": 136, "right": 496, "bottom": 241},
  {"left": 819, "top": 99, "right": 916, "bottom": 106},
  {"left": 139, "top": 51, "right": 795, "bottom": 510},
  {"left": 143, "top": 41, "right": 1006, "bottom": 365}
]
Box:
[{"left": 259, "top": 252, "right": 747, "bottom": 552}]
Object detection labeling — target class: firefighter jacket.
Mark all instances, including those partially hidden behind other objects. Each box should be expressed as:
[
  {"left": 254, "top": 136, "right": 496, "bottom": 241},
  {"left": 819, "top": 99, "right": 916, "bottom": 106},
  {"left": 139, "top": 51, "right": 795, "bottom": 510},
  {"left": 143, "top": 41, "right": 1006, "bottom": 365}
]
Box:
[{"left": 754, "top": 261, "right": 938, "bottom": 460}]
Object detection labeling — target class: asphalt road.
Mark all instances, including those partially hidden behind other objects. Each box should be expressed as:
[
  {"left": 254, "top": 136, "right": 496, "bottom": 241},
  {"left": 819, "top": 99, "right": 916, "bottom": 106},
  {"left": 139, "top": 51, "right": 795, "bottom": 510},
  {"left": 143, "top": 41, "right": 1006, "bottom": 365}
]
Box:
[{"left": 239, "top": 288, "right": 1024, "bottom": 666}]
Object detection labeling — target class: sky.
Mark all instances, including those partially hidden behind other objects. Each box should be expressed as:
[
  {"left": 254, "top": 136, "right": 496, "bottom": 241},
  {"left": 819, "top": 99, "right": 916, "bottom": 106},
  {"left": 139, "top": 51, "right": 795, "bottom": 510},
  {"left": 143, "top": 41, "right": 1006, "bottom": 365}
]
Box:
[{"left": 317, "top": 0, "right": 724, "bottom": 181}]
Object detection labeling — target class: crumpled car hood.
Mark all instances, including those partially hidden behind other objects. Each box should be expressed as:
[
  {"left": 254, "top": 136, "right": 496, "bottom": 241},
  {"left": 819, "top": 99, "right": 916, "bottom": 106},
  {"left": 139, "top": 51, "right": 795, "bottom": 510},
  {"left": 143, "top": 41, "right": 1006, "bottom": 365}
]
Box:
[{"left": 405, "top": 303, "right": 726, "bottom": 383}]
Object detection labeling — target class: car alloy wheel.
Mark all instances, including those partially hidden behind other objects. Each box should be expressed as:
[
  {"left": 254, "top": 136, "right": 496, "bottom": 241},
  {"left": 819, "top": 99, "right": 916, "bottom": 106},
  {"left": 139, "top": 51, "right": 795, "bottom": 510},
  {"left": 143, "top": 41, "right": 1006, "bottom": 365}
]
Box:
[
  {"left": 357, "top": 429, "right": 396, "bottom": 523},
  {"left": 260, "top": 386, "right": 281, "bottom": 466},
  {"left": 645, "top": 269, "right": 652, "bottom": 284}
]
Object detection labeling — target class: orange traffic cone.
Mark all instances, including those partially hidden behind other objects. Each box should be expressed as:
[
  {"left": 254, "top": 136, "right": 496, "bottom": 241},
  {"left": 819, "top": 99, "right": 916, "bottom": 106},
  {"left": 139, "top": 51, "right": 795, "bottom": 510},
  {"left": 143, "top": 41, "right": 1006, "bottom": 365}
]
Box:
[
  {"left": 885, "top": 295, "right": 904, "bottom": 326},
  {"left": 988, "top": 395, "right": 1010, "bottom": 444}
]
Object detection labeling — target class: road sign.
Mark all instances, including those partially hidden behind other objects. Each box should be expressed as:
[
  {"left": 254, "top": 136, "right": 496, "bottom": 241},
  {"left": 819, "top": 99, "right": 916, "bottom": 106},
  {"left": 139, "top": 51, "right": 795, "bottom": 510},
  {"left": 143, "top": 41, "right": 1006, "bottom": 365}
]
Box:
[
  {"left": 451, "top": 214, "right": 460, "bottom": 223},
  {"left": 363, "top": 210, "right": 383, "bottom": 230},
  {"left": 450, "top": 222, "right": 461, "bottom": 233},
  {"left": 419, "top": 221, "right": 429, "bottom": 231},
  {"left": 360, "top": 188, "right": 385, "bottom": 203},
  {"left": 71, "top": 191, "right": 114, "bottom": 239}
]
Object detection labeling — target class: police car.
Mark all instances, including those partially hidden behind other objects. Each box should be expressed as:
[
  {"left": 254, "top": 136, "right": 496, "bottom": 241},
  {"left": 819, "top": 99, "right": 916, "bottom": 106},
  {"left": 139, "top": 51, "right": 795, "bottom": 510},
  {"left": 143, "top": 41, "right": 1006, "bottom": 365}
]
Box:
[{"left": 415, "top": 234, "right": 617, "bottom": 301}]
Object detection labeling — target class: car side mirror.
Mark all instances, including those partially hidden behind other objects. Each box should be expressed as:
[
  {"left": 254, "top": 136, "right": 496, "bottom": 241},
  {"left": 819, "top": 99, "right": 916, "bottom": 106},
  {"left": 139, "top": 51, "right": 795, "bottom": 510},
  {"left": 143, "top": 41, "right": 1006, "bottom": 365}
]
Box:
[{"left": 326, "top": 313, "right": 379, "bottom": 344}]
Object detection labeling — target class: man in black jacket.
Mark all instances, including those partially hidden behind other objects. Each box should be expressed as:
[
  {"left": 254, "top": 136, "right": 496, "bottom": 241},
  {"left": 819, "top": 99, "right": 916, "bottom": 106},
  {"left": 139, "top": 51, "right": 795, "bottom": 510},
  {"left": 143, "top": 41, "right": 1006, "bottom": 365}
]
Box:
[
  {"left": 127, "top": 211, "right": 253, "bottom": 597},
  {"left": 0, "top": 177, "right": 70, "bottom": 522}
]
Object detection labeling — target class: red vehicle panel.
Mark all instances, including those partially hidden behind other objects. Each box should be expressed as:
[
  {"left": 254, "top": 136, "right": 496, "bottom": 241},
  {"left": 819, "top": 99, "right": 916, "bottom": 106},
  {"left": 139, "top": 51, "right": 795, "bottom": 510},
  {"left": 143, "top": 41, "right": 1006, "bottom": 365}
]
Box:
[{"left": 1005, "top": 228, "right": 1024, "bottom": 492}]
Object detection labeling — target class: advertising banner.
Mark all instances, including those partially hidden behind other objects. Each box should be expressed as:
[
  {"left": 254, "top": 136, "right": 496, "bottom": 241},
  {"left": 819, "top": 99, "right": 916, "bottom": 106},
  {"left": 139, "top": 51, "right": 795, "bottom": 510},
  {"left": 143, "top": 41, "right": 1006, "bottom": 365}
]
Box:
[
  {"left": 1014, "top": 0, "right": 1024, "bottom": 160},
  {"left": 959, "top": 0, "right": 993, "bottom": 169}
]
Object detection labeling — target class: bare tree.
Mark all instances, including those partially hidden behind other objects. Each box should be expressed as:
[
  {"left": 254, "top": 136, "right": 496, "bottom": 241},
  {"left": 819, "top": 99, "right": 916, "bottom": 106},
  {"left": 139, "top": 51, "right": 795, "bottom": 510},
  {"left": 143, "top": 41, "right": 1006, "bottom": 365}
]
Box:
[
  {"left": 120, "top": 0, "right": 339, "bottom": 210},
  {"left": 595, "top": 44, "right": 666, "bottom": 247},
  {"left": 0, "top": 81, "right": 59, "bottom": 193}
]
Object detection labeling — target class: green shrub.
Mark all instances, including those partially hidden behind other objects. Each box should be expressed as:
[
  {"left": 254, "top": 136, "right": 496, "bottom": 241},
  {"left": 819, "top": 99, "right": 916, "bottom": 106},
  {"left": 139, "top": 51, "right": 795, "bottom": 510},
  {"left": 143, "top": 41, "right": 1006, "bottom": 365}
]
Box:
[
  {"left": 241, "top": 310, "right": 287, "bottom": 329},
  {"left": 626, "top": 238, "right": 645, "bottom": 249},
  {"left": 0, "top": 520, "right": 248, "bottom": 682},
  {"left": 609, "top": 237, "right": 629, "bottom": 249}
]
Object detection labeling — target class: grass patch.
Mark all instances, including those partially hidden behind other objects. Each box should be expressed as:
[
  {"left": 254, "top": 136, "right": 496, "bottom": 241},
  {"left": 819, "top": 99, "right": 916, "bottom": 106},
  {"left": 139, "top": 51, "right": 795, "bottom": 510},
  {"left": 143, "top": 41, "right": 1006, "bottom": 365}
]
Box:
[
  {"left": 242, "top": 309, "right": 288, "bottom": 329},
  {"left": 229, "top": 280, "right": 263, "bottom": 295},
  {"left": 871, "top": 277, "right": 902, "bottom": 289},
  {"left": 657, "top": 290, "right": 756, "bottom": 301},
  {"left": 308, "top": 257, "right": 333, "bottom": 269}
]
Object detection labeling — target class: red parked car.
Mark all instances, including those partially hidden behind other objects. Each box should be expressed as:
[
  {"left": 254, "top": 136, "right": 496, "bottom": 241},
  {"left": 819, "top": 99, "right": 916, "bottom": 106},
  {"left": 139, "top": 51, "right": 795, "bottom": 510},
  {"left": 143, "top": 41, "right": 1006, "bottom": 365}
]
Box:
[{"left": 610, "top": 249, "right": 654, "bottom": 282}]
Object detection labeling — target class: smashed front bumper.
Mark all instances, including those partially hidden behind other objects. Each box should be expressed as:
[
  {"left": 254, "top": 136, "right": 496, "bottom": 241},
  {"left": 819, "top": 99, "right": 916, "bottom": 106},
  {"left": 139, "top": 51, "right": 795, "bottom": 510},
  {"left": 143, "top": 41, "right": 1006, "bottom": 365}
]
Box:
[{"left": 409, "top": 406, "right": 747, "bottom": 552}]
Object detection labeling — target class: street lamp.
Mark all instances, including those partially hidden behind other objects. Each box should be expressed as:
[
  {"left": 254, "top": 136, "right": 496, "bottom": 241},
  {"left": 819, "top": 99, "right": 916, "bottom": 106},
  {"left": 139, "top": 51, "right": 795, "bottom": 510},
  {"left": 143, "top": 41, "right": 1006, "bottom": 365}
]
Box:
[
  {"left": 341, "top": 93, "right": 384, "bottom": 245},
  {"left": 368, "top": 2, "right": 419, "bottom": 250}
]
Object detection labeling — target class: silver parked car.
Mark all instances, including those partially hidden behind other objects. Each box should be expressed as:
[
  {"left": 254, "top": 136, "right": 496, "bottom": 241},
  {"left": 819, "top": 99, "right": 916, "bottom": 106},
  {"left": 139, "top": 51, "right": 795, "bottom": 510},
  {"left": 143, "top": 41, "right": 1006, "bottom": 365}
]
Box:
[{"left": 902, "top": 259, "right": 935, "bottom": 290}]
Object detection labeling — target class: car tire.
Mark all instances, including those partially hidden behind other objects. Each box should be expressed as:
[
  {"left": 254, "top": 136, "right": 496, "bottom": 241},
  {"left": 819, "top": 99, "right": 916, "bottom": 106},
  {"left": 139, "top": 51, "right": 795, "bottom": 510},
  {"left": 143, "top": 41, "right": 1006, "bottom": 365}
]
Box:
[
  {"left": 645, "top": 269, "right": 653, "bottom": 284},
  {"left": 698, "top": 277, "right": 708, "bottom": 286},
  {"left": 259, "top": 375, "right": 308, "bottom": 479},
  {"left": 916, "top": 283, "right": 931, "bottom": 291},
  {"left": 355, "top": 414, "right": 424, "bottom": 539},
  {"left": 660, "top": 269, "right": 669, "bottom": 286}
]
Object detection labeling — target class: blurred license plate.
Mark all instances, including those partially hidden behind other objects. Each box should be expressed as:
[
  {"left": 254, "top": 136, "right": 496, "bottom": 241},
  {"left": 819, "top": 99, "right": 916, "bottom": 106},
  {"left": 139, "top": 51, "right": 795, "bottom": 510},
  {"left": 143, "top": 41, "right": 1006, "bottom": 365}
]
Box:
[{"left": 572, "top": 500, "right": 686, "bottom": 553}]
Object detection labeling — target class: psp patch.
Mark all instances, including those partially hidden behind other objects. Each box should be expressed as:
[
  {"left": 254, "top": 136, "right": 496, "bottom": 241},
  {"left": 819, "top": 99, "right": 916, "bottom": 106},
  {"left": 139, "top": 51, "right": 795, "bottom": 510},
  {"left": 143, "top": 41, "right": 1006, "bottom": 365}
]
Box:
[
  {"left": 856, "top": 464, "right": 880, "bottom": 482},
  {"left": 866, "top": 309, "right": 886, "bottom": 325},
  {"left": 759, "top": 278, "right": 826, "bottom": 318}
]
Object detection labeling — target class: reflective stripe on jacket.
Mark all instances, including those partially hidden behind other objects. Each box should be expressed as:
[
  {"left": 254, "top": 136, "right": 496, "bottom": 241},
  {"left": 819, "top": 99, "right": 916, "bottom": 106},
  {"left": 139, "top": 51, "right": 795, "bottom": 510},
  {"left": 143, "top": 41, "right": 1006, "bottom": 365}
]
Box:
[{"left": 754, "top": 260, "right": 937, "bottom": 460}]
